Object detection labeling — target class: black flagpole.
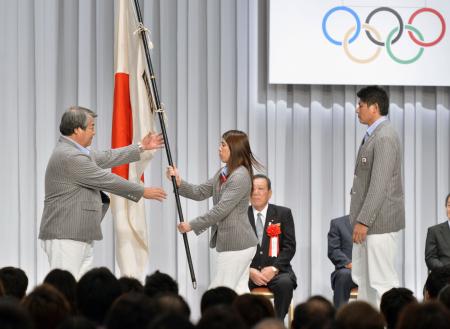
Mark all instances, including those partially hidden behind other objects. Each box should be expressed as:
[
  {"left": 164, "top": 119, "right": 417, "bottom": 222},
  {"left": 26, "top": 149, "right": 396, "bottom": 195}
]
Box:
[{"left": 131, "top": 0, "right": 197, "bottom": 289}]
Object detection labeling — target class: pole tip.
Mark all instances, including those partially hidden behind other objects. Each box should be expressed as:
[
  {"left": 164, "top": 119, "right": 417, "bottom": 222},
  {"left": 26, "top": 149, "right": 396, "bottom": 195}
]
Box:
[{"left": 192, "top": 281, "right": 197, "bottom": 289}]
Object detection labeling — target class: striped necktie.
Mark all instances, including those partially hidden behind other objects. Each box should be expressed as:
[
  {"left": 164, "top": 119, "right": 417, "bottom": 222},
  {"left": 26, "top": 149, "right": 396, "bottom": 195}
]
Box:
[{"left": 256, "top": 213, "right": 264, "bottom": 245}]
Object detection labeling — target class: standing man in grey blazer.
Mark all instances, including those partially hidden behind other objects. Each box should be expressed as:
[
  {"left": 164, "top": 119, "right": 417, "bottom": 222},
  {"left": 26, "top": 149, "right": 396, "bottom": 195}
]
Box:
[
  {"left": 39, "top": 106, "right": 167, "bottom": 279},
  {"left": 425, "top": 193, "right": 450, "bottom": 271},
  {"left": 350, "top": 86, "right": 405, "bottom": 308}
]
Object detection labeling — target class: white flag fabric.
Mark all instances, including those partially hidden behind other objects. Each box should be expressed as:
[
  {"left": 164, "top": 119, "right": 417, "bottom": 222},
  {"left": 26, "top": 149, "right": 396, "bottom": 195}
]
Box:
[{"left": 111, "top": 0, "right": 156, "bottom": 279}]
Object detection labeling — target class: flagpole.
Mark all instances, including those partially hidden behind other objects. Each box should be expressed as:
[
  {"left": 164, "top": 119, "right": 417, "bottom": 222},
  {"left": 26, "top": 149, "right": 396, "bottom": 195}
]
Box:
[{"left": 131, "top": 0, "right": 197, "bottom": 289}]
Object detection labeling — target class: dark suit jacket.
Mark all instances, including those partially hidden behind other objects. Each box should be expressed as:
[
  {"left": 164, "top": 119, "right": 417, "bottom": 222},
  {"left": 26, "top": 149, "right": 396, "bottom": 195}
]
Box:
[
  {"left": 425, "top": 221, "right": 450, "bottom": 271},
  {"left": 328, "top": 215, "right": 353, "bottom": 288},
  {"left": 248, "top": 204, "right": 297, "bottom": 287}
]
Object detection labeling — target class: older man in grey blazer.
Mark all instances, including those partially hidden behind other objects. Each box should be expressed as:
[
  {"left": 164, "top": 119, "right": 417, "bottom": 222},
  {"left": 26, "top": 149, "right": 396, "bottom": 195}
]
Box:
[
  {"left": 425, "top": 193, "right": 450, "bottom": 271},
  {"left": 350, "top": 86, "right": 405, "bottom": 308},
  {"left": 39, "top": 106, "right": 166, "bottom": 279}
]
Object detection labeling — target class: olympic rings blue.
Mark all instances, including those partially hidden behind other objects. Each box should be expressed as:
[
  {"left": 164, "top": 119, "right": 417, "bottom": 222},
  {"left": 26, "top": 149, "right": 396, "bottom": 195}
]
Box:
[{"left": 322, "top": 6, "right": 361, "bottom": 46}]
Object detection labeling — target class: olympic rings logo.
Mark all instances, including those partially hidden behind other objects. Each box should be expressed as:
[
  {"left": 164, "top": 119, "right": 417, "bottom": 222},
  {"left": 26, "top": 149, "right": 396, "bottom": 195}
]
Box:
[{"left": 322, "top": 6, "right": 446, "bottom": 64}]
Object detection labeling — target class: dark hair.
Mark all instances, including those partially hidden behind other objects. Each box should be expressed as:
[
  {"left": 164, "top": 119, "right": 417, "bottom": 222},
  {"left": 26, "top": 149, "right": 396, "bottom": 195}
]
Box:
[
  {"left": 232, "top": 293, "right": 275, "bottom": 328},
  {"left": 105, "top": 292, "right": 156, "bottom": 329},
  {"left": 118, "top": 276, "right": 144, "bottom": 294},
  {"left": 380, "top": 288, "right": 417, "bottom": 329},
  {"left": 222, "top": 130, "right": 261, "bottom": 178},
  {"left": 57, "top": 316, "right": 96, "bottom": 329},
  {"left": 59, "top": 106, "right": 97, "bottom": 136},
  {"left": 446, "top": 193, "right": 450, "bottom": 207},
  {"left": 148, "top": 313, "right": 194, "bottom": 329},
  {"left": 153, "top": 292, "right": 190, "bottom": 319},
  {"left": 357, "top": 86, "right": 389, "bottom": 116},
  {"left": 0, "top": 267, "right": 28, "bottom": 299},
  {"left": 424, "top": 265, "right": 450, "bottom": 299},
  {"left": 396, "top": 302, "right": 450, "bottom": 329},
  {"left": 253, "top": 174, "right": 272, "bottom": 190},
  {"left": 22, "top": 284, "right": 71, "bottom": 329},
  {"left": 335, "top": 301, "right": 384, "bottom": 329},
  {"left": 292, "top": 295, "right": 335, "bottom": 329},
  {"left": 197, "top": 305, "right": 246, "bottom": 329},
  {"left": 76, "top": 267, "right": 122, "bottom": 325},
  {"left": 44, "top": 269, "right": 77, "bottom": 313},
  {"left": 0, "top": 301, "right": 33, "bottom": 329},
  {"left": 144, "top": 271, "right": 178, "bottom": 298},
  {"left": 200, "top": 286, "right": 238, "bottom": 315}
]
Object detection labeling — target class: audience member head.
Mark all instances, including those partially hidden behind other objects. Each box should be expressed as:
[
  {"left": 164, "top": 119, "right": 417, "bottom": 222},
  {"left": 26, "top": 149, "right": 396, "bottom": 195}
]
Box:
[
  {"left": 148, "top": 313, "right": 194, "bottom": 329},
  {"left": 44, "top": 269, "right": 77, "bottom": 312},
  {"left": 118, "top": 276, "right": 144, "bottom": 294},
  {"left": 438, "top": 284, "right": 450, "bottom": 310},
  {"left": 380, "top": 287, "right": 417, "bottom": 329},
  {"left": 22, "top": 283, "right": 71, "bottom": 329},
  {"left": 335, "top": 301, "right": 384, "bottom": 329},
  {"left": 197, "top": 305, "right": 246, "bottom": 329},
  {"left": 233, "top": 293, "right": 275, "bottom": 328},
  {"left": 144, "top": 271, "right": 178, "bottom": 298},
  {"left": 292, "top": 295, "right": 335, "bottom": 329},
  {"left": 153, "top": 292, "right": 190, "bottom": 319},
  {"left": 424, "top": 265, "right": 450, "bottom": 300},
  {"left": 0, "top": 301, "right": 33, "bottom": 329},
  {"left": 200, "top": 286, "right": 238, "bottom": 315},
  {"left": 0, "top": 267, "right": 28, "bottom": 300},
  {"left": 253, "top": 318, "right": 286, "bottom": 329},
  {"left": 105, "top": 292, "right": 156, "bottom": 329},
  {"left": 76, "top": 267, "right": 122, "bottom": 325},
  {"left": 396, "top": 301, "right": 450, "bottom": 329},
  {"left": 57, "top": 316, "right": 96, "bottom": 329}
]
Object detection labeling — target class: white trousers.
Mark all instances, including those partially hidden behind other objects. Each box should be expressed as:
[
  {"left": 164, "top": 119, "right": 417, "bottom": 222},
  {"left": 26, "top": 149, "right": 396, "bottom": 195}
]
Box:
[
  {"left": 210, "top": 246, "right": 257, "bottom": 294},
  {"left": 42, "top": 239, "right": 94, "bottom": 280},
  {"left": 352, "top": 232, "right": 400, "bottom": 308}
]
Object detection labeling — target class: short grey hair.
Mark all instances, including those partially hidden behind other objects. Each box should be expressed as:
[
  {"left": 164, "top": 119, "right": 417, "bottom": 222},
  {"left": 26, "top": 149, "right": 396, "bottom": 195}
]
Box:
[{"left": 59, "top": 106, "right": 97, "bottom": 136}]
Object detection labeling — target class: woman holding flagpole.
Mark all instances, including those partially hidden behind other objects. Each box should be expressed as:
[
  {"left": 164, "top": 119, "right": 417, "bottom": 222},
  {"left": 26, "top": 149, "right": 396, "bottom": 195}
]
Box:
[{"left": 166, "top": 130, "right": 260, "bottom": 293}]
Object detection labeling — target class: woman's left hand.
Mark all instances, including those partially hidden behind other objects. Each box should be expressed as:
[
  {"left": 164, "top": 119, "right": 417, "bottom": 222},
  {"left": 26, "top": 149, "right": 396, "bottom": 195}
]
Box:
[{"left": 178, "top": 222, "right": 192, "bottom": 233}]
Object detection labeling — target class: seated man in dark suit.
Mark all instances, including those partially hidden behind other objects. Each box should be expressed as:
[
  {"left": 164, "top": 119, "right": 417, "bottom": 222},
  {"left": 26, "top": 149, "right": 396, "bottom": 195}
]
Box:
[
  {"left": 248, "top": 174, "right": 297, "bottom": 319},
  {"left": 425, "top": 193, "right": 450, "bottom": 271},
  {"left": 327, "top": 215, "right": 357, "bottom": 308}
]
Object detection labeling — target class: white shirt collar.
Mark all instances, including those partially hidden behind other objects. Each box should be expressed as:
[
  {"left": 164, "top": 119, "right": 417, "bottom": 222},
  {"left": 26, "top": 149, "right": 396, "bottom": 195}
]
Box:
[
  {"left": 253, "top": 203, "right": 269, "bottom": 225},
  {"left": 61, "top": 135, "right": 90, "bottom": 155},
  {"left": 366, "top": 116, "right": 387, "bottom": 136}
]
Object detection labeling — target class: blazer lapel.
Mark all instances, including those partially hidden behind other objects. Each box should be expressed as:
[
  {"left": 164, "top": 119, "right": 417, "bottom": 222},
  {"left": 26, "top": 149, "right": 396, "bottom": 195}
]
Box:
[
  {"left": 439, "top": 222, "right": 450, "bottom": 251},
  {"left": 248, "top": 207, "right": 257, "bottom": 236}
]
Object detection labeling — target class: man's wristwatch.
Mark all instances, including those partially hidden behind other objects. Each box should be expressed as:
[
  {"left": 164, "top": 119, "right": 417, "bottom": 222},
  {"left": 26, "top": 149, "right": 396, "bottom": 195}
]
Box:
[
  {"left": 137, "top": 142, "right": 144, "bottom": 153},
  {"left": 271, "top": 266, "right": 279, "bottom": 274}
]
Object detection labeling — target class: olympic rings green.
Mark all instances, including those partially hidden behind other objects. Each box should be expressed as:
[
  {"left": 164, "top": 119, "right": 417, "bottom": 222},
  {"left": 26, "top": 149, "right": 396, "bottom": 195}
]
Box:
[{"left": 386, "top": 25, "right": 424, "bottom": 64}]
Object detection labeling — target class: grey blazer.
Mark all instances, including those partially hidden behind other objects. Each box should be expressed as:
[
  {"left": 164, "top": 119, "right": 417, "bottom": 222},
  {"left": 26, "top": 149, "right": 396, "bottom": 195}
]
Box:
[
  {"left": 425, "top": 221, "right": 450, "bottom": 271},
  {"left": 39, "top": 136, "right": 144, "bottom": 242},
  {"left": 349, "top": 120, "right": 405, "bottom": 234},
  {"left": 178, "top": 165, "right": 258, "bottom": 252}
]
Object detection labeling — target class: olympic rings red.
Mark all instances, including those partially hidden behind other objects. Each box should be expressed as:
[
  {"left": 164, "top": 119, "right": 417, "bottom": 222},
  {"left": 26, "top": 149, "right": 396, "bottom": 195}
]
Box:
[{"left": 407, "top": 7, "right": 446, "bottom": 47}]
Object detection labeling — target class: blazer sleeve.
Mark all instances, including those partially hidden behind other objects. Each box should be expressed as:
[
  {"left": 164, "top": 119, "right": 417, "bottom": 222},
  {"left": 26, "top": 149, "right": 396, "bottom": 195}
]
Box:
[
  {"left": 328, "top": 221, "right": 351, "bottom": 268},
  {"left": 91, "top": 144, "right": 141, "bottom": 169},
  {"left": 425, "top": 226, "right": 443, "bottom": 271},
  {"left": 189, "top": 168, "right": 250, "bottom": 234},
  {"left": 178, "top": 176, "right": 215, "bottom": 201},
  {"left": 66, "top": 152, "right": 144, "bottom": 201},
  {"left": 273, "top": 208, "right": 296, "bottom": 271},
  {"left": 356, "top": 135, "right": 399, "bottom": 227}
]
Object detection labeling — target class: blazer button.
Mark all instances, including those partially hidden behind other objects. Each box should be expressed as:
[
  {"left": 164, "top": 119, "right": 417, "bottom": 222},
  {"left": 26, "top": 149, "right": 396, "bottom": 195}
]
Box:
[{"left": 260, "top": 251, "right": 263, "bottom": 254}]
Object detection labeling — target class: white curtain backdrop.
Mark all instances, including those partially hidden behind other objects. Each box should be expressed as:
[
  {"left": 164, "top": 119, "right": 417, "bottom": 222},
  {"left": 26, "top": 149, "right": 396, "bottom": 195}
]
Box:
[{"left": 1, "top": 0, "right": 449, "bottom": 319}]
